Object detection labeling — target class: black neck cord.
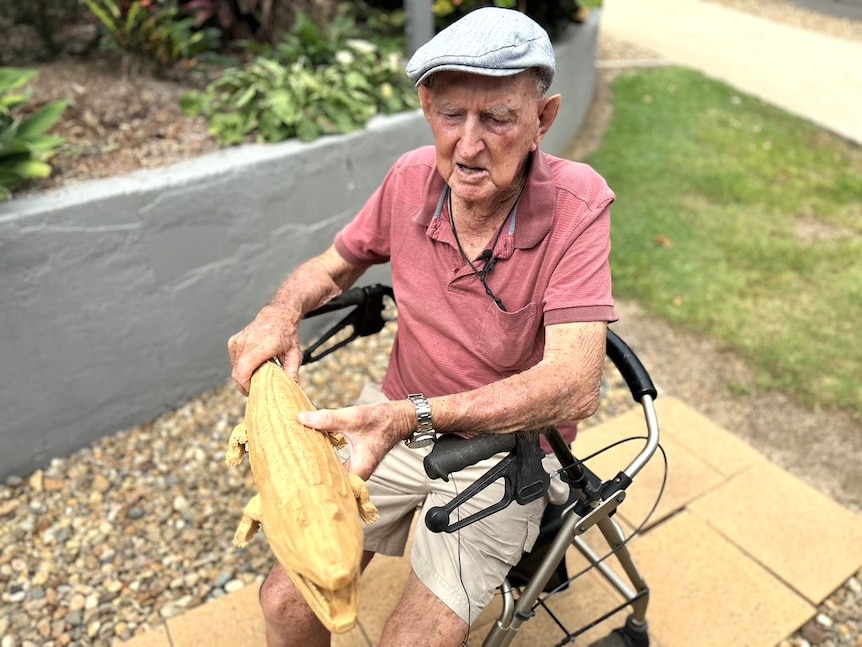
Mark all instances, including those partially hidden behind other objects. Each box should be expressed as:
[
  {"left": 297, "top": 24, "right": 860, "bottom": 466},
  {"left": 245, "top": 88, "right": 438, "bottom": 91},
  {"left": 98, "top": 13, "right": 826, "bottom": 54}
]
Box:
[{"left": 448, "top": 189, "right": 515, "bottom": 312}]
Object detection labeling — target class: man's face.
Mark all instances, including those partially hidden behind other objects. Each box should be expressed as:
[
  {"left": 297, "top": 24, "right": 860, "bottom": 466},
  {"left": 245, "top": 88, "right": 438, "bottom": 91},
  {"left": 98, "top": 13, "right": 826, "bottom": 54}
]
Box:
[{"left": 419, "top": 71, "right": 558, "bottom": 206}]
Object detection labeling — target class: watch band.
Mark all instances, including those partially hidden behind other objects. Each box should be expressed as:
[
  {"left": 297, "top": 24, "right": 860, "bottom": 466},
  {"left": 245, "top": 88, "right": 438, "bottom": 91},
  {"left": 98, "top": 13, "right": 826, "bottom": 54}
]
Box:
[{"left": 405, "top": 393, "right": 437, "bottom": 449}]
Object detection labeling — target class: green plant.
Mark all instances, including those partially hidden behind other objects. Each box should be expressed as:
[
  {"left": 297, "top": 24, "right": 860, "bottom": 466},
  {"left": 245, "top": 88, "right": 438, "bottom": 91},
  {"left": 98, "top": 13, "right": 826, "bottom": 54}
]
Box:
[
  {"left": 80, "top": 0, "right": 221, "bottom": 76},
  {"left": 182, "top": 10, "right": 419, "bottom": 145},
  {"left": 432, "top": 0, "right": 516, "bottom": 19},
  {"left": 431, "top": 0, "right": 600, "bottom": 36},
  {"left": 0, "top": 67, "right": 67, "bottom": 201},
  {"left": 182, "top": 0, "right": 277, "bottom": 44}
]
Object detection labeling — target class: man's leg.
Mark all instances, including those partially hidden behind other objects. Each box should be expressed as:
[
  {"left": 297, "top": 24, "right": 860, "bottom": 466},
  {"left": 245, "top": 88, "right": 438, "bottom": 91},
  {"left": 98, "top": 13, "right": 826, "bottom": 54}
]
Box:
[
  {"left": 380, "top": 571, "right": 469, "bottom": 647},
  {"left": 259, "top": 552, "right": 375, "bottom": 647}
]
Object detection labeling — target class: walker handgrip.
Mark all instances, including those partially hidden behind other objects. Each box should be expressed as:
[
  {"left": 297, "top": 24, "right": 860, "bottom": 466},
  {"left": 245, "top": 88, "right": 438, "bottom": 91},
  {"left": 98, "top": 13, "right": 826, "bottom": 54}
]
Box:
[
  {"left": 606, "top": 329, "right": 657, "bottom": 403},
  {"left": 303, "top": 284, "right": 393, "bottom": 318},
  {"left": 424, "top": 434, "right": 516, "bottom": 481}
]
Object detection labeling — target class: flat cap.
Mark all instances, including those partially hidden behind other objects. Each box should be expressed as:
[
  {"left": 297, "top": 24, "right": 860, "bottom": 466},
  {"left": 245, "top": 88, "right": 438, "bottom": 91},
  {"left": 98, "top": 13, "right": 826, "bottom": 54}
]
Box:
[{"left": 406, "top": 7, "right": 555, "bottom": 88}]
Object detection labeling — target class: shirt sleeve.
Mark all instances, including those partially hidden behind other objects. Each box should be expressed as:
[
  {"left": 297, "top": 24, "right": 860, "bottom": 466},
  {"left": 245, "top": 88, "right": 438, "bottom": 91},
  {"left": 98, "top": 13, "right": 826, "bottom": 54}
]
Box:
[
  {"left": 334, "top": 180, "right": 394, "bottom": 266},
  {"left": 334, "top": 148, "right": 436, "bottom": 266},
  {"left": 543, "top": 169, "right": 617, "bottom": 325}
]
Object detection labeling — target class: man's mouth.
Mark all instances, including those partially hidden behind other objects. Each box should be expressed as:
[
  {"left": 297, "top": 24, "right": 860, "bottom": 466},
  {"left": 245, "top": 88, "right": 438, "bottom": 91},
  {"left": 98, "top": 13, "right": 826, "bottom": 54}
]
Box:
[{"left": 456, "top": 162, "right": 486, "bottom": 176}]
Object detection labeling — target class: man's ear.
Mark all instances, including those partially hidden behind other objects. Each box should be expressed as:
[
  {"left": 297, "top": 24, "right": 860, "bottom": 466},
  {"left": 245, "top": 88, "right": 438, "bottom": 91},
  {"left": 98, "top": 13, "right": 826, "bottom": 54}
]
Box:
[
  {"left": 418, "top": 85, "right": 432, "bottom": 119},
  {"left": 533, "top": 94, "right": 561, "bottom": 149}
]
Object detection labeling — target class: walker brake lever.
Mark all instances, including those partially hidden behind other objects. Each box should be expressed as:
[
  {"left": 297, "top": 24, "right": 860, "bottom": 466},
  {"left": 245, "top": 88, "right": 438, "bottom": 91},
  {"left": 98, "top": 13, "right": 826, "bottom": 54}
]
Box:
[{"left": 424, "top": 434, "right": 550, "bottom": 533}]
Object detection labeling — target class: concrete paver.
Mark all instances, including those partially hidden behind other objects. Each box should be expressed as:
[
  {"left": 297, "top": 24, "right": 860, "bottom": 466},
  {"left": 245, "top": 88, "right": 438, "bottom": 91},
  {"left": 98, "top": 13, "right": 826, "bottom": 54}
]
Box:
[
  {"left": 650, "top": 396, "right": 765, "bottom": 478},
  {"left": 474, "top": 563, "right": 632, "bottom": 646},
  {"left": 118, "top": 624, "right": 171, "bottom": 647},
  {"left": 165, "top": 584, "right": 266, "bottom": 646},
  {"left": 575, "top": 402, "right": 729, "bottom": 530},
  {"left": 630, "top": 510, "right": 815, "bottom": 647},
  {"left": 689, "top": 460, "right": 862, "bottom": 605}
]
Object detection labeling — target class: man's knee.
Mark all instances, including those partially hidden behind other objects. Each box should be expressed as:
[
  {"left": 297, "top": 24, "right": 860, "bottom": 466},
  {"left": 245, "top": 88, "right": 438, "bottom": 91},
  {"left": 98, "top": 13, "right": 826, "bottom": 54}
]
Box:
[{"left": 259, "top": 565, "right": 315, "bottom": 626}]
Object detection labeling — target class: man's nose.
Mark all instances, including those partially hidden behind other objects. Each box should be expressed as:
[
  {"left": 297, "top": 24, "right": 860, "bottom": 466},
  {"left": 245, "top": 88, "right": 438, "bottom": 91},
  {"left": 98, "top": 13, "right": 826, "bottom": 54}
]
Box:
[{"left": 457, "top": 118, "right": 485, "bottom": 158}]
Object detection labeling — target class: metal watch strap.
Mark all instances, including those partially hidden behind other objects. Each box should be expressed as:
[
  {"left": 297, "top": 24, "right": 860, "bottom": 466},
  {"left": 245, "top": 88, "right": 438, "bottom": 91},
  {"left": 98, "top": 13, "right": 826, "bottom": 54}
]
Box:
[{"left": 405, "top": 393, "right": 436, "bottom": 449}]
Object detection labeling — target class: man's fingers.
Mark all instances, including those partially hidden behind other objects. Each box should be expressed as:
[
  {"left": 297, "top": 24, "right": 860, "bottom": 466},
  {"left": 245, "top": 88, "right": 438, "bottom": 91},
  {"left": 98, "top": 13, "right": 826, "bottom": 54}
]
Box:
[
  {"left": 344, "top": 453, "right": 376, "bottom": 481},
  {"left": 297, "top": 409, "right": 337, "bottom": 430},
  {"left": 281, "top": 347, "right": 303, "bottom": 381},
  {"left": 230, "top": 363, "right": 251, "bottom": 396}
]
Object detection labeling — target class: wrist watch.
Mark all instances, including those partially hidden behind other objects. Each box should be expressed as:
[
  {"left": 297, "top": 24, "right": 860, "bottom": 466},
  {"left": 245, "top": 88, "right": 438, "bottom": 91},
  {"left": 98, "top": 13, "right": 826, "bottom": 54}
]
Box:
[{"left": 405, "top": 393, "right": 437, "bottom": 449}]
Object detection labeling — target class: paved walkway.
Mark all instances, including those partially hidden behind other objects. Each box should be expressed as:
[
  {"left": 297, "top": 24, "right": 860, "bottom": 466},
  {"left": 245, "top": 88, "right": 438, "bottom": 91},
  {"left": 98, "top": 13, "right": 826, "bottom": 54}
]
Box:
[
  {"left": 117, "top": 3, "right": 862, "bottom": 645},
  {"left": 600, "top": 0, "right": 862, "bottom": 146}
]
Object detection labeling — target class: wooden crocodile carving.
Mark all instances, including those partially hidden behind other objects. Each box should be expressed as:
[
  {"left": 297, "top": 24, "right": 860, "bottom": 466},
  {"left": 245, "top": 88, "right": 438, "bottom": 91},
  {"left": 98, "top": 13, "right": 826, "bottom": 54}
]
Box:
[{"left": 225, "top": 360, "right": 379, "bottom": 634}]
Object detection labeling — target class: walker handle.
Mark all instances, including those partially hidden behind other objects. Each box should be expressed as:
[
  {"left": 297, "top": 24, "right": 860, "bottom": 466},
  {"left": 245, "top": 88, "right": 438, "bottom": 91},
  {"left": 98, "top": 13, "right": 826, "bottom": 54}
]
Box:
[{"left": 606, "top": 328, "right": 657, "bottom": 403}]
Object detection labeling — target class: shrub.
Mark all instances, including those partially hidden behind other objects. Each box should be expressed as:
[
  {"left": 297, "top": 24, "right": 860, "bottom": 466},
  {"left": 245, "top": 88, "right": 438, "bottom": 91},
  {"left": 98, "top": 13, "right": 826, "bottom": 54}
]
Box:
[
  {"left": 182, "top": 10, "right": 419, "bottom": 145},
  {"left": 431, "top": 0, "right": 602, "bottom": 38},
  {"left": 183, "top": 0, "right": 342, "bottom": 47},
  {"left": 0, "top": 67, "right": 67, "bottom": 201},
  {"left": 80, "top": 0, "right": 221, "bottom": 76}
]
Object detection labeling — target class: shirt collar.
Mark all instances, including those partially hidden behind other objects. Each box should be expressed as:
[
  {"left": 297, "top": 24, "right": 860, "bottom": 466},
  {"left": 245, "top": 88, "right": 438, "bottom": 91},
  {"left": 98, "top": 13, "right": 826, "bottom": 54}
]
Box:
[{"left": 412, "top": 151, "right": 556, "bottom": 251}]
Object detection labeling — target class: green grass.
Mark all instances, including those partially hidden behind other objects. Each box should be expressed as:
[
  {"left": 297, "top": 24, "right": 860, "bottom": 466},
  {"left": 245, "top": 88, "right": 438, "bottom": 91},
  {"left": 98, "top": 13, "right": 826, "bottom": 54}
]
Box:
[{"left": 586, "top": 67, "right": 862, "bottom": 417}]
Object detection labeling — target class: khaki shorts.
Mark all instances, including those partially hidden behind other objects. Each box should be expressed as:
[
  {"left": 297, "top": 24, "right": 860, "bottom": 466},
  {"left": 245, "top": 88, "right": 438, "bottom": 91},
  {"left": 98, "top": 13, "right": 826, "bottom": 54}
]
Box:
[{"left": 354, "top": 384, "right": 568, "bottom": 625}]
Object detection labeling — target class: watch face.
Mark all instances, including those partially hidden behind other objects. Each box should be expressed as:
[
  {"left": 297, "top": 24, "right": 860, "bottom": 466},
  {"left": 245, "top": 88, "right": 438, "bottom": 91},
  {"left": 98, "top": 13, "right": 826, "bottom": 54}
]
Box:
[{"left": 405, "top": 431, "right": 437, "bottom": 449}]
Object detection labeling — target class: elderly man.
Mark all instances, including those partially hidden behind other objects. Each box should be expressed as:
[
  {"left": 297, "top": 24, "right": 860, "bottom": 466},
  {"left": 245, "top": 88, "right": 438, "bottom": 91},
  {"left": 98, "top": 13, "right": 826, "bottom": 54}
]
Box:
[{"left": 228, "top": 6, "right": 616, "bottom": 646}]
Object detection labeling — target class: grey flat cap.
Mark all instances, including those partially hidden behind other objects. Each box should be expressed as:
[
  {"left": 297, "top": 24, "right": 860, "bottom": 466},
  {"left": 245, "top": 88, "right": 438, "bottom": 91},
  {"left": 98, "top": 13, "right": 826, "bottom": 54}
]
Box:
[{"left": 406, "top": 7, "right": 555, "bottom": 87}]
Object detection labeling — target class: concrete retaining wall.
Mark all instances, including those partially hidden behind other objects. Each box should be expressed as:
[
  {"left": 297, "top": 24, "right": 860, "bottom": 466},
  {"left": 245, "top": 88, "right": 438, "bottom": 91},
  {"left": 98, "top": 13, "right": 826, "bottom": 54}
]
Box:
[{"left": 0, "top": 12, "right": 599, "bottom": 478}]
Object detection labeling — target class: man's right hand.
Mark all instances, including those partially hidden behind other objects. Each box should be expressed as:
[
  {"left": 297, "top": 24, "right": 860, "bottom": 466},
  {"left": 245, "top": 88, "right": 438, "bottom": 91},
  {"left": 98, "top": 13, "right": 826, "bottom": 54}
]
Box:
[{"left": 227, "top": 303, "right": 302, "bottom": 395}]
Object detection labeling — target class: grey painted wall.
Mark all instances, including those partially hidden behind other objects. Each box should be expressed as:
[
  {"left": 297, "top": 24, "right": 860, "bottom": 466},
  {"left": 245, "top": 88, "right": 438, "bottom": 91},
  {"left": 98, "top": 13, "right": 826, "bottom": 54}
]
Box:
[{"left": 0, "top": 12, "right": 599, "bottom": 478}]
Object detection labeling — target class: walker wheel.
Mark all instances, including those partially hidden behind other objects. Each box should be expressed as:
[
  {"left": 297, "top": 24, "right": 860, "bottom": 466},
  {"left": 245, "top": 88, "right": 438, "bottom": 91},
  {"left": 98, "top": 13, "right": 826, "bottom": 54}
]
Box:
[{"left": 612, "top": 615, "right": 649, "bottom": 647}]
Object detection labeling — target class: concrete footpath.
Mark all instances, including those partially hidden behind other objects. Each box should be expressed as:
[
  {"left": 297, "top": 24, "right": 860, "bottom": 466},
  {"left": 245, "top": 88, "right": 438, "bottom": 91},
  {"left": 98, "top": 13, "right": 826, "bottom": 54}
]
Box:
[{"left": 600, "top": 0, "right": 862, "bottom": 146}]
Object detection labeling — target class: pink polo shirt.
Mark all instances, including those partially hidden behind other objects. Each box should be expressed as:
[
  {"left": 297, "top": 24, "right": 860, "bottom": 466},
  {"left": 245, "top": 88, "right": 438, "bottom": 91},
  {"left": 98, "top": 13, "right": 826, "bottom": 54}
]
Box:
[{"left": 335, "top": 146, "right": 615, "bottom": 439}]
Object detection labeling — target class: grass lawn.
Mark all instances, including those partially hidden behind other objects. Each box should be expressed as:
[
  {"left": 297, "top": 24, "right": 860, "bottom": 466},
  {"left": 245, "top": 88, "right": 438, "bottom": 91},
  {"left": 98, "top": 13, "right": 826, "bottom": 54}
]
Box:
[{"left": 587, "top": 67, "right": 862, "bottom": 417}]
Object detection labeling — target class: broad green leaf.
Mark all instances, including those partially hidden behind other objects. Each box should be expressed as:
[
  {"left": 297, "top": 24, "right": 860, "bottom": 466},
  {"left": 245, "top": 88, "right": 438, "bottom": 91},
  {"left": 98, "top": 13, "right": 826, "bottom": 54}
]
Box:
[
  {"left": 17, "top": 100, "right": 67, "bottom": 137},
  {"left": 0, "top": 68, "right": 37, "bottom": 92},
  {"left": 1, "top": 91, "right": 33, "bottom": 110},
  {"left": 344, "top": 71, "right": 368, "bottom": 90},
  {"left": 255, "top": 58, "right": 286, "bottom": 80},
  {"left": 25, "top": 135, "right": 66, "bottom": 155},
  {"left": 209, "top": 112, "right": 246, "bottom": 146},
  {"left": 325, "top": 104, "right": 357, "bottom": 133},
  {"left": 296, "top": 115, "right": 320, "bottom": 142},
  {"left": 180, "top": 92, "right": 203, "bottom": 116},
  {"left": 268, "top": 89, "right": 297, "bottom": 124},
  {"left": 8, "top": 159, "right": 52, "bottom": 179},
  {"left": 258, "top": 110, "right": 289, "bottom": 142},
  {"left": 234, "top": 86, "right": 258, "bottom": 109},
  {"left": 81, "top": 0, "right": 119, "bottom": 30},
  {"left": 0, "top": 142, "right": 30, "bottom": 158}
]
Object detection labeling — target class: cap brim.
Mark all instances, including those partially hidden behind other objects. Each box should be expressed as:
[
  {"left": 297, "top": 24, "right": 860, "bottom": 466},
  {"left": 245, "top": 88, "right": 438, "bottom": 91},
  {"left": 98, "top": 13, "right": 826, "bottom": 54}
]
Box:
[{"left": 411, "top": 64, "right": 530, "bottom": 87}]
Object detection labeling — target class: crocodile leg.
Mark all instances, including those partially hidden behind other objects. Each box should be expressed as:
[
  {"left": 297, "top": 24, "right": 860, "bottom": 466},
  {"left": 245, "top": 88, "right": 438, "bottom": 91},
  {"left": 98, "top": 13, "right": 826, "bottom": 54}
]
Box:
[
  {"left": 225, "top": 422, "right": 248, "bottom": 467},
  {"left": 327, "top": 432, "right": 347, "bottom": 450},
  {"left": 233, "top": 494, "right": 262, "bottom": 547},
  {"left": 348, "top": 473, "right": 379, "bottom": 525}
]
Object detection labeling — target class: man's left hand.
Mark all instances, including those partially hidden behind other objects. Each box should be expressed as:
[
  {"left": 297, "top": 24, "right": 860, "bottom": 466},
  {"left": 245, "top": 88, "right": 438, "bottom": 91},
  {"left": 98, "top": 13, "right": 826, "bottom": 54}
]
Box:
[{"left": 297, "top": 402, "right": 412, "bottom": 480}]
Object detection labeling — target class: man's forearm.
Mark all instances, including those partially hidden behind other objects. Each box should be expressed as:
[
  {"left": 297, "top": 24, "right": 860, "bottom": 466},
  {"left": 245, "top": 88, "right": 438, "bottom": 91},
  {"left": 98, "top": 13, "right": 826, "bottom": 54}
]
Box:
[
  {"left": 269, "top": 246, "right": 368, "bottom": 319},
  {"left": 429, "top": 322, "right": 607, "bottom": 435}
]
